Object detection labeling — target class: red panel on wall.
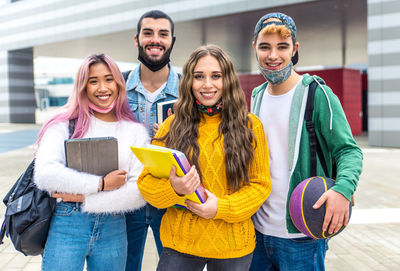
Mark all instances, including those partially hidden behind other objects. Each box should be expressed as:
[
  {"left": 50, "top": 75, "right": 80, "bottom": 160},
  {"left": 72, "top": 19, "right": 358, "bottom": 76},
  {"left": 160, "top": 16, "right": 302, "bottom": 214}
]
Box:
[
  {"left": 297, "top": 68, "right": 362, "bottom": 135},
  {"left": 361, "top": 72, "right": 368, "bottom": 131},
  {"left": 238, "top": 68, "right": 362, "bottom": 135},
  {"left": 239, "top": 74, "right": 266, "bottom": 110}
]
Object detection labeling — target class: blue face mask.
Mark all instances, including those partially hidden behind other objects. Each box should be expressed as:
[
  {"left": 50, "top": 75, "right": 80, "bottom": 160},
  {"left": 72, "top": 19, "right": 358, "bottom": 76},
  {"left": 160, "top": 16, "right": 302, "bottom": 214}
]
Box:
[{"left": 257, "top": 61, "right": 293, "bottom": 85}]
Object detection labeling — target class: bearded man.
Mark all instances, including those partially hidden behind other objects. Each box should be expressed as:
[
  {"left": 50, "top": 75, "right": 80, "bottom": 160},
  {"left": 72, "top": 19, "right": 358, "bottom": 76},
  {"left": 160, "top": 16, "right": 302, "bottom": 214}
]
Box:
[{"left": 124, "top": 10, "right": 179, "bottom": 271}]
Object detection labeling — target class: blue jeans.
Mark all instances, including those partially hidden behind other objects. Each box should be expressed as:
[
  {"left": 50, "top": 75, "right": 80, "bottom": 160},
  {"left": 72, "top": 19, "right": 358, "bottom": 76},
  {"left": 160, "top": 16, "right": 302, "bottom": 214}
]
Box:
[
  {"left": 157, "top": 247, "right": 253, "bottom": 271},
  {"left": 249, "top": 230, "right": 328, "bottom": 271},
  {"left": 125, "top": 203, "right": 166, "bottom": 270},
  {"left": 42, "top": 202, "right": 127, "bottom": 271}
]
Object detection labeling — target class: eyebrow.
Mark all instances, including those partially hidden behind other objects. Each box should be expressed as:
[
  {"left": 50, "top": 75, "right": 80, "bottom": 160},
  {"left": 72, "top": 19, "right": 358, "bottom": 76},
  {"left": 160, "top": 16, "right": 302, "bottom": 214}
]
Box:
[
  {"left": 193, "top": 71, "right": 222, "bottom": 74},
  {"left": 258, "top": 42, "right": 290, "bottom": 47},
  {"left": 88, "top": 74, "right": 113, "bottom": 80},
  {"left": 142, "top": 28, "right": 170, "bottom": 33}
]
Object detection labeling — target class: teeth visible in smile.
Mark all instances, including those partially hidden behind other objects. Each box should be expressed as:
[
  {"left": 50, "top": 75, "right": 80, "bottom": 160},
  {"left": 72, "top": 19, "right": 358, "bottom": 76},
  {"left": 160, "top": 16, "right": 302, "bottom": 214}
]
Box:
[
  {"left": 97, "top": 95, "right": 110, "bottom": 100},
  {"left": 202, "top": 92, "right": 215, "bottom": 97},
  {"left": 268, "top": 63, "right": 280, "bottom": 67},
  {"left": 149, "top": 48, "right": 161, "bottom": 52}
]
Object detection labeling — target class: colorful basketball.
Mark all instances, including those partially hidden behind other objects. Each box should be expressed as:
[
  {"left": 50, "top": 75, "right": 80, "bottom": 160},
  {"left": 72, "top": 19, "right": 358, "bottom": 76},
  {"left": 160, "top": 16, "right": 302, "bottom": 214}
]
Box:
[{"left": 289, "top": 176, "right": 351, "bottom": 239}]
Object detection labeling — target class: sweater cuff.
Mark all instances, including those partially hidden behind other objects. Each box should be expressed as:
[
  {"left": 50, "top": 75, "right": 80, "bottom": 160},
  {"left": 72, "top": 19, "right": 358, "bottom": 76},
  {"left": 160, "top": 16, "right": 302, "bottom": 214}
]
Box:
[
  {"left": 331, "top": 184, "right": 352, "bottom": 201},
  {"left": 214, "top": 198, "right": 230, "bottom": 220},
  {"left": 162, "top": 180, "right": 185, "bottom": 205},
  {"left": 140, "top": 173, "right": 184, "bottom": 208},
  {"left": 86, "top": 175, "right": 102, "bottom": 194}
]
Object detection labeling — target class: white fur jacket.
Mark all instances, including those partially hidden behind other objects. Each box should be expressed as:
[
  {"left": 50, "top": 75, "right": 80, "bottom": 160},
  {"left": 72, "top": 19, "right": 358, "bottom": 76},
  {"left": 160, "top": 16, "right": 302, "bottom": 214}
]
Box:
[{"left": 34, "top": 116, "right": 149, "bottom": 214}]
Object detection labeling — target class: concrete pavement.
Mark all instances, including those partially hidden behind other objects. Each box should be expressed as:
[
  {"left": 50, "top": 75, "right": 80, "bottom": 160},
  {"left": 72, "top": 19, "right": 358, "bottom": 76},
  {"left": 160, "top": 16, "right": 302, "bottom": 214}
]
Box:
[{"left": 0, "top": 123, "right": 399, "bottom": 270}]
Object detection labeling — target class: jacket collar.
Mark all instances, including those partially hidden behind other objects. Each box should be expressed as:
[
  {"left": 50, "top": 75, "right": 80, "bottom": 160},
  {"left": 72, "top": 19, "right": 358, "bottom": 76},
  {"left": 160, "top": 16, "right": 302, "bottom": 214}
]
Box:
[
  {"left": 251, "top": 81, "right": 268, "bottom": 98},
  {"left": 126, "top": 63, "right": 179, "bottom": 98}
]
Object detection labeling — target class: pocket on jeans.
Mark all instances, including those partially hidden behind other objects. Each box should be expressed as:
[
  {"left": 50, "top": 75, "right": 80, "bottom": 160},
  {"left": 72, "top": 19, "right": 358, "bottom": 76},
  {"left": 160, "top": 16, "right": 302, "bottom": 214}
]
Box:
[
  {"left": 54, "top": 202, "right": 76, "bottom": 216},
  {"left": 111, "top": 212, "right": 125, "bottom": 218},
  {"left": 290, "top": 237, "right": 317, "bottom": 244}
]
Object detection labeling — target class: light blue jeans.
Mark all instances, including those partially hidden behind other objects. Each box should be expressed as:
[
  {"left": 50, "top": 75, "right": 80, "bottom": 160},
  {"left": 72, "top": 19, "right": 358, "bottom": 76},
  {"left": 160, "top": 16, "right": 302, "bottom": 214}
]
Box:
[
  {"left": 249, "top": 230, "right": 329, "bottom": 271},
  {"left": 42, "top": 202, "right": 127, "bottom": 271}
]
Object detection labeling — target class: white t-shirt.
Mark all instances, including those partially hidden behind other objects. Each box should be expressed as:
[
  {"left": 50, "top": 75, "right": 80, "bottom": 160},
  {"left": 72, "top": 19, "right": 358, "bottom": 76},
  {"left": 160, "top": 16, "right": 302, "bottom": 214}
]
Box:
[
  {"left": 252, "top": 81, "right": 305, "bottom": 238},
  {"left": 143, "top": 82, "right": 167, "bottom": 127}
]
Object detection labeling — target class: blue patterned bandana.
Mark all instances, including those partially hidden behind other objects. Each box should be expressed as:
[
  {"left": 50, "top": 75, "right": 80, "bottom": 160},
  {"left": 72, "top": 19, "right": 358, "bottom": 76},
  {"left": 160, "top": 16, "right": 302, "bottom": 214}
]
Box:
[
  {"left": 254, "top": 12, "right": 297, "bottom": 42},
  {"left": 196, "top": 99, "right": 222, "bottom": 116},
  {"left": 257, "top": 61, "right": 293, "bottom": 85}
]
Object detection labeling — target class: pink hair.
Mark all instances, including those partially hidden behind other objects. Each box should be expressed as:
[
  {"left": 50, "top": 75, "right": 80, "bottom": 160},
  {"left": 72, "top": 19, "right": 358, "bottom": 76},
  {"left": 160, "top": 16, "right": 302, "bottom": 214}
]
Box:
[{"left": 36, "top": 54, "right": 135, "bottom": 145}]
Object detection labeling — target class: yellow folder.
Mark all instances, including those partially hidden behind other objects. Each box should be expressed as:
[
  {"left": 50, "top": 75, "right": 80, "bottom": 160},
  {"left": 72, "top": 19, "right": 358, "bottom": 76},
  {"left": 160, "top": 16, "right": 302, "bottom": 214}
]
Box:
[{"left": 130, "top": 145, "right": 207, "bottom": 208}]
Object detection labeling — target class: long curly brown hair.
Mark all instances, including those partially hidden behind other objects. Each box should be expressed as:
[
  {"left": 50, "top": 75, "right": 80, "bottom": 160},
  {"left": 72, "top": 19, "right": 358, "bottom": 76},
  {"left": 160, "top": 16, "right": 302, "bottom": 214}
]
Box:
[{"left": 157, "top": 45, "right": 256, "bottom": 192}]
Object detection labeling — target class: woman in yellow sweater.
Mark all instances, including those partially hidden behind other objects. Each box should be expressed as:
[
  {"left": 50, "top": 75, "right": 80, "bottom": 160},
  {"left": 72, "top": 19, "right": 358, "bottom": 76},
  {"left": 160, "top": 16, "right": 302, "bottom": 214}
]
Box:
[{"left": 137, "top": 44, "right": 271, "bottom": 271}]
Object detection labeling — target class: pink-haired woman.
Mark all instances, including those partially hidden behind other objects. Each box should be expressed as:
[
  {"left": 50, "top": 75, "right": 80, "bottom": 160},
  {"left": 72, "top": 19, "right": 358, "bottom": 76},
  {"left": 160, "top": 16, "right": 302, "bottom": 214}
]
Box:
[{"left": 34, "top": 54, "right": 149, "bottom": 271}]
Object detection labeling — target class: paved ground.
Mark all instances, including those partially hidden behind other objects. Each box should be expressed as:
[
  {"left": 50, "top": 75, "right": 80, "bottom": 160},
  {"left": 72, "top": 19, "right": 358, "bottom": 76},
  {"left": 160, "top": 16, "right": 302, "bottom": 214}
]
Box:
[{"left": 0, "top": 123, "right": 399, "bottom": 270}]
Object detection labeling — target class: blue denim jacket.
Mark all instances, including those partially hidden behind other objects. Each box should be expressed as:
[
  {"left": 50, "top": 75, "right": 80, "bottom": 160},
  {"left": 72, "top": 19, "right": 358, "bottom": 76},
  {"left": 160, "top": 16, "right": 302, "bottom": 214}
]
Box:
[{"left": 126, "top": 64, "right": 179, "bottom": 137}]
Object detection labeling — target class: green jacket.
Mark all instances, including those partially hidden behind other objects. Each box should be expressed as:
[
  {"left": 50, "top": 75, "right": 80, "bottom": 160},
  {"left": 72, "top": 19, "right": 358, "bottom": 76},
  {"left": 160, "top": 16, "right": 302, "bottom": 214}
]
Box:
[{"left": 251, "top": 74, "right": 363, "bottom": 233}]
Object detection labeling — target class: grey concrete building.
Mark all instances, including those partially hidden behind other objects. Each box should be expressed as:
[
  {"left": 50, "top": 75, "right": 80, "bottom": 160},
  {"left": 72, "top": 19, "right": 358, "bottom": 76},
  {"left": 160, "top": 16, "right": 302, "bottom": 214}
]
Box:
[
  {"left": 367, "top": 0, "right": 400, "bottom": 147},
  {"left": 0, "top": 0, "right": 398, "bottom": 147}
]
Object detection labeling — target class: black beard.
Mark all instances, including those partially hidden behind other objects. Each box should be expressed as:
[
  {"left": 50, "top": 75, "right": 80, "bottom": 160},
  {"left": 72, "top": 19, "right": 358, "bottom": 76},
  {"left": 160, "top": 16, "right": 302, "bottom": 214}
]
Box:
[{"left": 137, "top": 37, "right": 175, "bottom": 72}]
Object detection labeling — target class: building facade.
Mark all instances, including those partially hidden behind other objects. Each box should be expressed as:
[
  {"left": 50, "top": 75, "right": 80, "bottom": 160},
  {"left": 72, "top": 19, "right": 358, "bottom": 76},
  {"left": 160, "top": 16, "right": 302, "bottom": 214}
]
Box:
[
  {"left": 367, "top": 0, "right": 400, "bottom": 147},
  {"left": 0, "top": 0, "right": 398, "bottom": 147}
]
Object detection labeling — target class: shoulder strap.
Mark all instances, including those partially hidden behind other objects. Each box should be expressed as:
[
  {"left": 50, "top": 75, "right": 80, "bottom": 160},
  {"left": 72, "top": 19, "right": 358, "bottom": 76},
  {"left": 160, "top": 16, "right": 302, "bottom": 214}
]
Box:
[
  {"left": 305, "top": 80, "right": 318, "bottom": 177},
  {"left": 68, "top": 119, "right": 76, "bottom": 139},
  {"left": 122, "top": 70, "right": 131, "bottom": 82},
  {"left": 0, "top": 219, "right": 5, "bottom": 244},
  {"left": 305, "top": 79, "right": 330, "bottom": 177},
  {"left": 316, "top": 136, "right": 330, "bottom": 177}
]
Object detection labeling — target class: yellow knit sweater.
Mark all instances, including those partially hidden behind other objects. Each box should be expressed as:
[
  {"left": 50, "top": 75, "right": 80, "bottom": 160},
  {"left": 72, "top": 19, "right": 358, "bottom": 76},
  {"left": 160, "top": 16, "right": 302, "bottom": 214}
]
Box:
[{"left": 137, "top": 113, "right": 271, "bottom": 259}]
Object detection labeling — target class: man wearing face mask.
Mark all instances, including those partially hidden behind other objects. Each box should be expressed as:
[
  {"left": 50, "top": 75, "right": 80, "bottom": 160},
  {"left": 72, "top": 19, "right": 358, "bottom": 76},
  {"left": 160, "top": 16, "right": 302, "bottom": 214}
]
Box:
[
  {"left": 124, "top": 10, "right": 179, "bottom": 271},
  {"left": 124, "top": 10, "right": 179, "bottom": 137},
  {"left": 249, "top": 12, "right": 363, "bottom": 270}
]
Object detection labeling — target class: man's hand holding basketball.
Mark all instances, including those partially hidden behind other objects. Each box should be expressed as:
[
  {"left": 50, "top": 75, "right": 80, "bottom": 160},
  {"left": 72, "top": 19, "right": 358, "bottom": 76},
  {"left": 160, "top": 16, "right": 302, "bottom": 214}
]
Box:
[{"left": 313, "top": 189, "right": 350, "bottom": 234}]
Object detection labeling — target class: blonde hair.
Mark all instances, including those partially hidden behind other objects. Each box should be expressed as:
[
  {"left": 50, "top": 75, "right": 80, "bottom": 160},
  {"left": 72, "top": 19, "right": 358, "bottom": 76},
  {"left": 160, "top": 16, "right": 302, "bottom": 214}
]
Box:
[{"left": 259, "top": 21, "right": 292, "bottom": 38}]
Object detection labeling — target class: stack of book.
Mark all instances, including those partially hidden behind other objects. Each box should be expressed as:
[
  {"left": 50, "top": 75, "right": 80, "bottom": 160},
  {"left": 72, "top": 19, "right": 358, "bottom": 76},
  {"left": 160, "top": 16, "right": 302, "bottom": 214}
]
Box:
[{"left": 130, "top": 145, "right": 207, "bottom": 209}]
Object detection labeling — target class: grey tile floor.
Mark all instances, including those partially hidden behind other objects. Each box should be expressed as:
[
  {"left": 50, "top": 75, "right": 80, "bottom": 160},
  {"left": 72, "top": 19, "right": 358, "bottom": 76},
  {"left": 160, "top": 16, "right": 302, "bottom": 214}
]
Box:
[{"left": 0, "top": 124, "right": 399, "bottom": 270}]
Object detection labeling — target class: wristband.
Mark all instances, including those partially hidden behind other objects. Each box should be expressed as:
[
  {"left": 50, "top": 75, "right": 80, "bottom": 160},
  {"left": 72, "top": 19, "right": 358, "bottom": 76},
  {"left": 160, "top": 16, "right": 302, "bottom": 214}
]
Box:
[{"left": 101, "top": 176, "right": 105, "bottom": 191}]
